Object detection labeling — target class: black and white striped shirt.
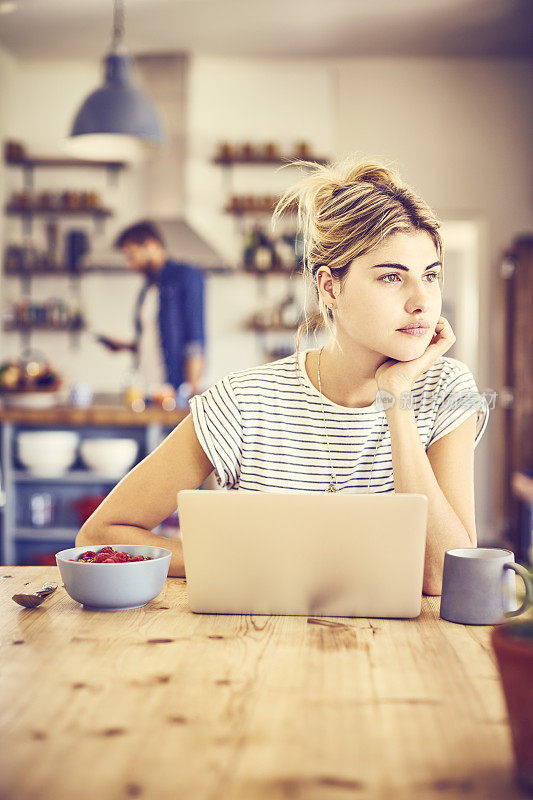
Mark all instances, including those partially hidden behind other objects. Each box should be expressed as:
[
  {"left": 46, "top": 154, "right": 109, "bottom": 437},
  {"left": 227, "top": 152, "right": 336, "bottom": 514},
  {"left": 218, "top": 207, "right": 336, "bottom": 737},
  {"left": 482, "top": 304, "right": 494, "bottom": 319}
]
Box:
[{"left": 189, "top": 348, "right": 489, "bottom": 492}]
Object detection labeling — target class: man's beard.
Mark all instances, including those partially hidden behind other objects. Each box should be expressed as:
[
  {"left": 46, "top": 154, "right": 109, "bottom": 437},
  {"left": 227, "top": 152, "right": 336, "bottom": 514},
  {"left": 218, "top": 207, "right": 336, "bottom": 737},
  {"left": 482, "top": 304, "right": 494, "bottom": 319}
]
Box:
[{"left": 143, "top": 260, "right": 158, "bottom": 280}]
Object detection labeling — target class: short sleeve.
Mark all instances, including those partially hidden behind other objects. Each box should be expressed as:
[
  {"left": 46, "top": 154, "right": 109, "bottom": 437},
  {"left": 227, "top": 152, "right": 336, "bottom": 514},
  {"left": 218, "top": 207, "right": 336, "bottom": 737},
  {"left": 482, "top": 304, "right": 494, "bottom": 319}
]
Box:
[
  {"left": 426, "top": 360, "right": 489, "bottom": 450},
  {"left": 188, "top": 375, "right": 242, "bottom": 489}
]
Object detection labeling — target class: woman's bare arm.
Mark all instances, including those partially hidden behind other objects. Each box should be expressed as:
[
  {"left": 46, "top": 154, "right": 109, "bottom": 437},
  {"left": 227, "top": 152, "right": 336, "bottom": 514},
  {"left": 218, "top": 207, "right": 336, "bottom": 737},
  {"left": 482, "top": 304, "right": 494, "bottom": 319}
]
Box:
[{"left": 75, "top": 414, "right": 214, "bottom": 576}]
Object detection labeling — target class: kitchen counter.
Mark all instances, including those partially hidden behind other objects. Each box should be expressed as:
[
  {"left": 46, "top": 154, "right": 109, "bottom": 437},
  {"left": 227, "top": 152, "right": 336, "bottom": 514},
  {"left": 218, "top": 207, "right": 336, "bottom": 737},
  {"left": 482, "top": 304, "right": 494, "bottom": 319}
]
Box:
[
  {"left": 0, "top": 567, "right": 523, "bottom": 800},
  {"left": 0, "top": 406, "right": 189, "bottom": 565},
  {"left": 0, "top": 403, "right": 189, "bottom": 426}
]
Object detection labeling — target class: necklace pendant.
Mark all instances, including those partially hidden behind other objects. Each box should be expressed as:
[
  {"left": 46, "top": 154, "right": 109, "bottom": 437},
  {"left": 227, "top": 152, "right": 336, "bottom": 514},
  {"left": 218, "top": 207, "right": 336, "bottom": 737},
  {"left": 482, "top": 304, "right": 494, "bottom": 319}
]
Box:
[{"left": 327, "top": 480, "right": 337, "bottom": 493}]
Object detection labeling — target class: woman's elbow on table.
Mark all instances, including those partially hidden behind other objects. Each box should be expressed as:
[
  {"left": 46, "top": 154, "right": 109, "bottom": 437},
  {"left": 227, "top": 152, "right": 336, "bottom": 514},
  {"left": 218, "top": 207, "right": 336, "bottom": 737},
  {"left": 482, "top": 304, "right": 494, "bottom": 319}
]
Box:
[{"left": 75, "top": 517, "right": 108, "bottom": 547}]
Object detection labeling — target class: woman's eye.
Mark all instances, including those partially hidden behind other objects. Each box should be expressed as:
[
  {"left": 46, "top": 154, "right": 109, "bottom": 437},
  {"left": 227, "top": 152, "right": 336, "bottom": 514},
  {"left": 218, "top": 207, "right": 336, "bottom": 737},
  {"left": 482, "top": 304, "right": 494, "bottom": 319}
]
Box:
[{"left": 378, "top": 272, "right": 441, "bottom": 284}]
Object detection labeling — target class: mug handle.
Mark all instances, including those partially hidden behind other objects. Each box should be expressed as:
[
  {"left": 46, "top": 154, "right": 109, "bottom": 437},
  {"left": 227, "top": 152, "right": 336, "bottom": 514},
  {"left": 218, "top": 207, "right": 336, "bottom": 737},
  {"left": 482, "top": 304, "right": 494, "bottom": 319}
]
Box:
[{"left": 503, "top": 562, "right": 533, "bottom": 618}]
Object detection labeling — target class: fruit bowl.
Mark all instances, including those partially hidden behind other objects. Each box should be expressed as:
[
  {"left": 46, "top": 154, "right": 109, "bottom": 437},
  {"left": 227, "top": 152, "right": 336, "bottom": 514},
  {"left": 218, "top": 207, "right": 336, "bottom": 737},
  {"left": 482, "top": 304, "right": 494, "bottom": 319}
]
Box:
[{"left": 56, "top": 544, "right": 172, "bottom": 610}]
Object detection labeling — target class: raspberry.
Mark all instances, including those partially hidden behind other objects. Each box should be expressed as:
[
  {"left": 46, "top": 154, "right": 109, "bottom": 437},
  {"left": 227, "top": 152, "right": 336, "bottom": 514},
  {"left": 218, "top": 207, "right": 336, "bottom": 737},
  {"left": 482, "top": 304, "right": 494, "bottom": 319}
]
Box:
[
  {"left": 76, "top": 547, "right": 153, "bottom": 563},
  {"left": 78, "top": 550, "right": 97, "bottom": 562}
]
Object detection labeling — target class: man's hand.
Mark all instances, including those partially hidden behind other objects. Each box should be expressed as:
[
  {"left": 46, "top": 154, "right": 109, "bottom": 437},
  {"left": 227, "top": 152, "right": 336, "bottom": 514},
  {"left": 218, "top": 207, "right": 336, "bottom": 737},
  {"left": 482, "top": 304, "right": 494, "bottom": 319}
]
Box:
[
  {"left": 184, "top": 353, "right": 205, "bottom": 396},
  {"left": 96, "top": 335, "right": 137, "bottom": 354}
]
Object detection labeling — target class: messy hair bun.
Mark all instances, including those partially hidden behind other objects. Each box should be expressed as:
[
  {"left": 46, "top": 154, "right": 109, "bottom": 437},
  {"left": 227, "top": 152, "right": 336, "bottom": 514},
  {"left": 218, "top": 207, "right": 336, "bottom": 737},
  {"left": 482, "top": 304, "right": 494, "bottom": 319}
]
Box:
[{"left": 272, "top": 155, "right": 443, "bottom": 352}]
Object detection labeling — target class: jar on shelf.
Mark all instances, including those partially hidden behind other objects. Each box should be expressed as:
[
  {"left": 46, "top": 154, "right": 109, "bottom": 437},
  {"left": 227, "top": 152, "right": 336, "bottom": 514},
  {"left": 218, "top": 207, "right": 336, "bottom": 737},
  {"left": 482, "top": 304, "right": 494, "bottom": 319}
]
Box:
[
  {"left": 241, "top": 142, "right": 254, "bottom": 160},
  {"left": 294, "top": 141, "right": 311, "bottom": 159},
  {"left": 217, "top": 142, "right": 233, "bottom": 161},
  {"left": 4, "top": 140, "right": 25, "bottom": 162},
  {"left": 263, "top": 142, "right": 279, "bottom": 160}
]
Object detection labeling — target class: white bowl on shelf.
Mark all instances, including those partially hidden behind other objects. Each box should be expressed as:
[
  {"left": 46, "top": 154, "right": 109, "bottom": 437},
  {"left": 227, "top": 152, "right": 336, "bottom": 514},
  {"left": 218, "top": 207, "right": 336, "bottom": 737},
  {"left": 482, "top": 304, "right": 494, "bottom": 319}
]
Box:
[
  {"left": 18, "top": 431, "right": 79, "bottom": 450},
  {"left": 17, "top": 431, "right": 79, "bottom": 477},
  {"left": 2, "top": 391, "right": 60, "bottom": 409},
  {"left": 80, "top": 438, "right": 138, "bottom": 478}
]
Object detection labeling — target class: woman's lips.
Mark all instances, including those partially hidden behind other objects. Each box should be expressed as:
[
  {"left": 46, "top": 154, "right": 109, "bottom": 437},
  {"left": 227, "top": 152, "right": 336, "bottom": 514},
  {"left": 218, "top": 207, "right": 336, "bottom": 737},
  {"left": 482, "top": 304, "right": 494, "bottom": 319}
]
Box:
[{"left": 397, "top": 326, "right": 430, "bottom": 337}]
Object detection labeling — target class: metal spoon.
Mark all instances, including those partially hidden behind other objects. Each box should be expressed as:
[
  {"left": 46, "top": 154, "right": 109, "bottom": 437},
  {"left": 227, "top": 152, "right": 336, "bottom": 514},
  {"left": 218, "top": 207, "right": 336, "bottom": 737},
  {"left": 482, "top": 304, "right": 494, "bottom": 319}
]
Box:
[{"left": 12, "top": 582, "right": 58, "bottom": 608}]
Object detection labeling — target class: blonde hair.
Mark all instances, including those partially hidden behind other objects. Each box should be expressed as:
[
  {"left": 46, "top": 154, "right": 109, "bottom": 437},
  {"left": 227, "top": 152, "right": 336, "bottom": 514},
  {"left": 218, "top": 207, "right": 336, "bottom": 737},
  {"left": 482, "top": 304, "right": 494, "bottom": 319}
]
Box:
[{"left": 272, "top": 155, "right": 444, "bottom": 355}]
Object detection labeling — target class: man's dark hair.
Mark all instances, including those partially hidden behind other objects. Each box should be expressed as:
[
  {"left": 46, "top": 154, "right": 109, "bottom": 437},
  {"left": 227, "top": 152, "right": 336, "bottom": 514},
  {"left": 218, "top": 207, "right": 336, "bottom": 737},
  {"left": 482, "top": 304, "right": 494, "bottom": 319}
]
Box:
[{"left": 114, "top": 220, "right": 165, "bottom": 249}]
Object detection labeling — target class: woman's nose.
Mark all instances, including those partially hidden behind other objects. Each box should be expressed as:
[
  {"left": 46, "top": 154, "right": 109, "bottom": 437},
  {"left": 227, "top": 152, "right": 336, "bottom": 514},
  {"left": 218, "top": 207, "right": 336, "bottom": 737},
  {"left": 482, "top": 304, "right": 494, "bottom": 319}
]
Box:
[{"left": 405, "top": 282, "right": 432, "bottom": 313}]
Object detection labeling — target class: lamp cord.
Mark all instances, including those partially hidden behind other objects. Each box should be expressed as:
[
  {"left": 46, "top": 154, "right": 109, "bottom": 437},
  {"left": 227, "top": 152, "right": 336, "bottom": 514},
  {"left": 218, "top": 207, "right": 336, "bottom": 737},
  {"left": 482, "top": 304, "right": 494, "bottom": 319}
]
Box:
[{"left": 111, "top": 0, "right": 125, "bottom": 52}]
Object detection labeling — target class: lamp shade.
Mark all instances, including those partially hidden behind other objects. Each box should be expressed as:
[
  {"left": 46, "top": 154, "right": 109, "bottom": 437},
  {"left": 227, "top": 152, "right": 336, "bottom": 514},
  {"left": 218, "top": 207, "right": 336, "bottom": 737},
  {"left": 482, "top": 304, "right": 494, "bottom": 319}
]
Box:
[{"left": 70, "top": 53, "right": 164, "bottom": 144}]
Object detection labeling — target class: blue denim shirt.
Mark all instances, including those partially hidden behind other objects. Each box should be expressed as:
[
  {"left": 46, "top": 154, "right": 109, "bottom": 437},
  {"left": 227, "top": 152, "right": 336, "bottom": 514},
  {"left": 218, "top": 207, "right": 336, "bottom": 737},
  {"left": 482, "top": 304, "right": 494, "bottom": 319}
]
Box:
[{"left": 134, "top": 259, "right": 206, "bottom": 390}]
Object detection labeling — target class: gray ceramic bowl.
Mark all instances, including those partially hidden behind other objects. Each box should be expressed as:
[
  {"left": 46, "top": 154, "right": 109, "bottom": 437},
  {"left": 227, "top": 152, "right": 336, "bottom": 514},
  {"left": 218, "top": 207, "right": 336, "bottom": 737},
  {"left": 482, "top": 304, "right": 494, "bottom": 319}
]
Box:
[{"left": 56, "top": 544, "right": 172, "bottom": 610}]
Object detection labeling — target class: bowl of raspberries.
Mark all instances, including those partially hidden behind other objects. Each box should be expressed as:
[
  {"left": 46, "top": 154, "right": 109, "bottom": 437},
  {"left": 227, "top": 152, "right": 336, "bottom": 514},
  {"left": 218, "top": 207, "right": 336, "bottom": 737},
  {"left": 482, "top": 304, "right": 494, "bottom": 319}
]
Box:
[{"left": 55, "top": 544, "right": 171, "bottom": 610}]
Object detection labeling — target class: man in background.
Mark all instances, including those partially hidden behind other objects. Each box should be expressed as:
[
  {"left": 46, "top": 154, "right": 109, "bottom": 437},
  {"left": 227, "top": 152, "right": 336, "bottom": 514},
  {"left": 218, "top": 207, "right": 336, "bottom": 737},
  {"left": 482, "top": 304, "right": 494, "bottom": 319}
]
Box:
[{"left": 99, "top": 220, "right": 205, "bottom": 398}]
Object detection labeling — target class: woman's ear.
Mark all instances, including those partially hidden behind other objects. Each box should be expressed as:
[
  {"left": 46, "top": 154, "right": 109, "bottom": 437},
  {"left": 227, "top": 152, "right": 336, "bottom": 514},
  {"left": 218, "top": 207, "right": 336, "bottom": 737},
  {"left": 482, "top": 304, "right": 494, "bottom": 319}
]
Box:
[{"left": 317, "top": 267, "right": 337, "bottom": 307}]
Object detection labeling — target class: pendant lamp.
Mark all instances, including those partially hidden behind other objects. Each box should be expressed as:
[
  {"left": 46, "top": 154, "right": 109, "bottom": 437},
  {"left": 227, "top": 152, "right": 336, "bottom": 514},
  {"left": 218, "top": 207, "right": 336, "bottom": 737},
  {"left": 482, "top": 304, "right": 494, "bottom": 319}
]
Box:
[{"left": 64, "top": 0, "right": 164, "bottom": 161}]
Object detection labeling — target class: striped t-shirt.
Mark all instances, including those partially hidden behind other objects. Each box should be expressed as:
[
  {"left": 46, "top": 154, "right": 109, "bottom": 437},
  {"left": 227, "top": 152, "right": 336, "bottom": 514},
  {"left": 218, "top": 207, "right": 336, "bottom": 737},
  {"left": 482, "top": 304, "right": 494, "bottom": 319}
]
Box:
[{"left": 188, "top": 348, "right": 489, "bottom": 493}]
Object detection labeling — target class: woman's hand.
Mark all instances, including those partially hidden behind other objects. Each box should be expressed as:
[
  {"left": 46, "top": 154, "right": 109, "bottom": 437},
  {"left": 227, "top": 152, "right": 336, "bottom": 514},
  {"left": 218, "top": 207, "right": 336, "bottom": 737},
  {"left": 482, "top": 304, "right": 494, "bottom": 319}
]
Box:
[{"left": 375, "top": 316, "right": 456, "bottom": 395}]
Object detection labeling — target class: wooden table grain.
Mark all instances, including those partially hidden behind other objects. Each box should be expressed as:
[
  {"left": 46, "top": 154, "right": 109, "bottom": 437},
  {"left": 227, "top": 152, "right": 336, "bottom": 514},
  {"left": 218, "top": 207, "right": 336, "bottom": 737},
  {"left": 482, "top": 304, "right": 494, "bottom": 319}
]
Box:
[{"left": 0, "top": 567, "right": 525, "bottom": 800}]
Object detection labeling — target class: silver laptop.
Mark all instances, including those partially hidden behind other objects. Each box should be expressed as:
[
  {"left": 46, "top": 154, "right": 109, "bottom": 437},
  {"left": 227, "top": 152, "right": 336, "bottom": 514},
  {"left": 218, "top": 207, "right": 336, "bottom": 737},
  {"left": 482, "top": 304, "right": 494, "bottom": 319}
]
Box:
[{"left": 177, "top": 490, "right": 428, "bottom": 619}]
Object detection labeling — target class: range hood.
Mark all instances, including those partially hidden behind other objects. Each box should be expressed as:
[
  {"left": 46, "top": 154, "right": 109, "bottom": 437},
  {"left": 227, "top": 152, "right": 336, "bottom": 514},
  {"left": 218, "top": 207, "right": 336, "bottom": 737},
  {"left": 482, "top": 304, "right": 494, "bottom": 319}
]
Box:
[
  {"left": 90, "top": 53, "right": 227, "bottom": 271},
  {"left": 136, "top": 53, "right": 227, "bottom": 270},
  {"left": 153, "top": 217, "right": 227, "bottom": 270}
]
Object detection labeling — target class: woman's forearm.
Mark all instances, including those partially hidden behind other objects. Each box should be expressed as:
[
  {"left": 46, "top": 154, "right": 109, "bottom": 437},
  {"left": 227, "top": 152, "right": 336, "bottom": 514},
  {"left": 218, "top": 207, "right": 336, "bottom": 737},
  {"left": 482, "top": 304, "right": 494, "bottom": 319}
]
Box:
[
  {"left": 75, "top": 523, "right": 186, "bottom": 577},
  {"left": 384, "top": 403, "right": 473, "bottom": 595}
]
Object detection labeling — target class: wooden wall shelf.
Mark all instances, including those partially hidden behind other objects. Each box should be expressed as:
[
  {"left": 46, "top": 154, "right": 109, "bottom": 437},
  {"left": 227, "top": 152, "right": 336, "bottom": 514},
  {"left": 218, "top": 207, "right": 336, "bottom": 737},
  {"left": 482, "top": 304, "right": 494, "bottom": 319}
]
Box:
[
  {"left": 4, "top": 322, "right": 85, "bottom": 333},
  {"left": 247, "top": 321, "right": 300, "bottom": 333},
  {"left": 5, "top": 155, "right": 126, "bottom": 171},
  {"left": 5, "top": 205, "right": 112, "bottom": 218},
  {"left": 213, "top": 155, "right": 328, "bottom": 166}
]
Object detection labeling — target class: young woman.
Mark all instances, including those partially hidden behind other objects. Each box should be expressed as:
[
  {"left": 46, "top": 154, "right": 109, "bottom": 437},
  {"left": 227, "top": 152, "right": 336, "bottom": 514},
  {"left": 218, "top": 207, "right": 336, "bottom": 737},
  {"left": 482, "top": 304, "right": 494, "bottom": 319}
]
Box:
[{"left": 76, "top": 157, "right": 489, "bottom": 594}]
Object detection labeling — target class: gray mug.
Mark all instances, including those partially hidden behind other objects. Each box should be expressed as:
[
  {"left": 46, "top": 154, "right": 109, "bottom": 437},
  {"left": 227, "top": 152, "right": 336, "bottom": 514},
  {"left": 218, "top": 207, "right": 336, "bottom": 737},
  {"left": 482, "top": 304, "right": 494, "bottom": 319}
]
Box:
[{"left": 440, "top": 547, "right": 532, "bottom": 625}]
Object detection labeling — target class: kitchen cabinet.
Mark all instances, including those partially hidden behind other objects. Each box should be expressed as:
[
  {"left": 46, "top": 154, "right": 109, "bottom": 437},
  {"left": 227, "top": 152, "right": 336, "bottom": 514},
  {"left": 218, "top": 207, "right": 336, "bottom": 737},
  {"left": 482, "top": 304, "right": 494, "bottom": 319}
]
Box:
[{"left": 0, "top": 404, "right": 188, "bottom": 566}]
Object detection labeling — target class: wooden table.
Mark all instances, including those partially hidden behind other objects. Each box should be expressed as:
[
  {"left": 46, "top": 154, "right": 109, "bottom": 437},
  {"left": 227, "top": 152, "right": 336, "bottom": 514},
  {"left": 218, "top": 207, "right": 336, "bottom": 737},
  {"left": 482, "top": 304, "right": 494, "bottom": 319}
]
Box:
[{"left": 0, "top": 567, "right": 524, "bottom": 800}]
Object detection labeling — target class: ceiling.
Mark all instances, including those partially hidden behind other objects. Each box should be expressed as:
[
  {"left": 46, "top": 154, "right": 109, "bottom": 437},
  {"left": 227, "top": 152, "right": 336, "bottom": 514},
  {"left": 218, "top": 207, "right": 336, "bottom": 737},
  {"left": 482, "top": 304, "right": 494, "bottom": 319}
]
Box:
[{"left": 0, "top": 0, "right": 532, "bottom": 60}]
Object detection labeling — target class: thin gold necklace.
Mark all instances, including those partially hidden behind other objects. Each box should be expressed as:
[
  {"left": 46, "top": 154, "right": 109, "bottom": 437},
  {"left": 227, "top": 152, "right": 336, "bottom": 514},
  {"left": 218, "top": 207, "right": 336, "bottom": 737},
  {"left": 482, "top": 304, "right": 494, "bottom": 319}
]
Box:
[{"left": 317, "top": 346, "right": 386, "bottom": 492}]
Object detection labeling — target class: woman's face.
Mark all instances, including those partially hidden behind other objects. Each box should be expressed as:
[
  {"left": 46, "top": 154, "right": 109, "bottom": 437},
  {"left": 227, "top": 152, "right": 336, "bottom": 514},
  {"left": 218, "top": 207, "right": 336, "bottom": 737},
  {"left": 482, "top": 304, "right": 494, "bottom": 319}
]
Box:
[{"left": 326, "top": 229, "right": 443, "bottom": 361}]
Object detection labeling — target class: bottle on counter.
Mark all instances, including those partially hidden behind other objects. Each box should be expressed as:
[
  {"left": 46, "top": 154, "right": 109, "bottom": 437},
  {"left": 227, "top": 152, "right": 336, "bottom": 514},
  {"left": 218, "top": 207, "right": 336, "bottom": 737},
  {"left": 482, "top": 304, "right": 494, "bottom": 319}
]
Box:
[
  {"left": 122, "top": 369, "right": 146, "bottom": 413},
  {"left": 69, "top": 382, "right": 94, "bottom": 407}
]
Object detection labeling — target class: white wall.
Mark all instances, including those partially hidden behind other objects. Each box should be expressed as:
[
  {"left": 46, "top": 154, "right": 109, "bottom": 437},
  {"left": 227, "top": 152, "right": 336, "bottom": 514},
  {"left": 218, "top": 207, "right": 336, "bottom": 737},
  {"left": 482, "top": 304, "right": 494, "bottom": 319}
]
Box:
[
  {"left": 187, "top": 56, "right": 336, "bottom": 378},
  {"left": 334, "top": 56, "right": 533, "bottom": 546}
]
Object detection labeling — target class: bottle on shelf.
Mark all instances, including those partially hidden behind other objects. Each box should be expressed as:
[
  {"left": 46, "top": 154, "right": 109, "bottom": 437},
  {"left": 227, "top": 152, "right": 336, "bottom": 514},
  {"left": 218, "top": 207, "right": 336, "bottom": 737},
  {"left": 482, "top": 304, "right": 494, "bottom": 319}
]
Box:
[
  {"left": 273, "top": 234, "right": 297, "bottom": 272},
  {"left": 243, "top": 226, "right": 260, "bottom": 270},
  {"left": 243, "top": 225, "right": 276, "bottom": 273},
  {"left": 45, "top": 221, "right": 59, "bottom": 269},
  {"left": 4, "top": 297, "right": 86, "bottom": 330},
  {"left": 254, "top": 240, "right": 273, "bottom": 272}
]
